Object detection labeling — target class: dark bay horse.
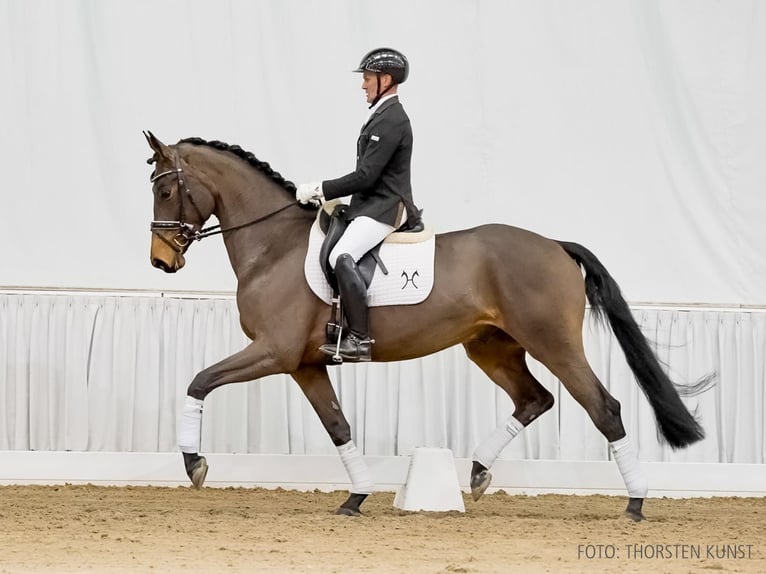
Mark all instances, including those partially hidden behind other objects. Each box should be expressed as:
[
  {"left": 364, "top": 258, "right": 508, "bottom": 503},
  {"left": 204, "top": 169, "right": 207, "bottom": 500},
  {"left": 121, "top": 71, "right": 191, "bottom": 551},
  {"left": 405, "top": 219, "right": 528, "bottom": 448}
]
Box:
[{"left": 144, "top": 132, "right": 710, "bottom": 521}]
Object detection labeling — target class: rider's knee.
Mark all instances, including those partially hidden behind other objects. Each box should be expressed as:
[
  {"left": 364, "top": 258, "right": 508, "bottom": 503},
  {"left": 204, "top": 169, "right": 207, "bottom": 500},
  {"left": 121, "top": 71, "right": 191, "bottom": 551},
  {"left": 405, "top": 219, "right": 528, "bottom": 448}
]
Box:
[{"left": 333, "top": 252, "right": 357, "bottom": 272}]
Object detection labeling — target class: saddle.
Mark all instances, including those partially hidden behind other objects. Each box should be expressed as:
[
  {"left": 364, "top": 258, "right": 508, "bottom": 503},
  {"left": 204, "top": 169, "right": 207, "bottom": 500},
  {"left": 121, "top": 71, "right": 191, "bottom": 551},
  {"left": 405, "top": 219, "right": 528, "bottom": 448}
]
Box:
[
  {"left": 318, "top": 202, "right": 425, "bottom": 344},
  {"left": 318, "top": 203, "right": 424, "bottom": 292}
]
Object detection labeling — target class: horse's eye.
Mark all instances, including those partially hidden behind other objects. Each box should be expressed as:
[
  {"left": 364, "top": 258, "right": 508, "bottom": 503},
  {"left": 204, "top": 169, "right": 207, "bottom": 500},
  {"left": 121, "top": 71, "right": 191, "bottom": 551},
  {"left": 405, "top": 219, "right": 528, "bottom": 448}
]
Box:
[{"left": 160, "top": 187, "right": 172, "bottom": 200}]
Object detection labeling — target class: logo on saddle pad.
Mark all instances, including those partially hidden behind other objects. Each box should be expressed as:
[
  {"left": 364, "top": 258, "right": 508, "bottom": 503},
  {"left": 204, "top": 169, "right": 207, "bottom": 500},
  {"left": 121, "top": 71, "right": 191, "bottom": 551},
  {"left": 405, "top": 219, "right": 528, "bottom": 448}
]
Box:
[
  {"left": 304, "top": 207, "right": 436, "bottom": 307},
  {"left": 401, "top": 270, "right": 419, "bottom": 289}
]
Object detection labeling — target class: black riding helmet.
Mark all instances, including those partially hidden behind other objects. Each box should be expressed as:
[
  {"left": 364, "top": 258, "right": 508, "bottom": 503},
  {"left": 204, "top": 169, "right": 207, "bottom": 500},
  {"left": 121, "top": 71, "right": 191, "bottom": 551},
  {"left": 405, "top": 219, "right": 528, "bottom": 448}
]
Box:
[{"left": 353, "top": 47, "right": 409, "bottom": 107}]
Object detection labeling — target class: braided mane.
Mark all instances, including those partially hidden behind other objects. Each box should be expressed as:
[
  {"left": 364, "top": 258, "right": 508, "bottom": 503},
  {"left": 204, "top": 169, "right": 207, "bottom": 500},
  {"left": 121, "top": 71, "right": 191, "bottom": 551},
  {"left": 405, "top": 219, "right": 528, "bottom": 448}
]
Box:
[{"left": 179, "top": 137, "right": 297, "bottom": 194}]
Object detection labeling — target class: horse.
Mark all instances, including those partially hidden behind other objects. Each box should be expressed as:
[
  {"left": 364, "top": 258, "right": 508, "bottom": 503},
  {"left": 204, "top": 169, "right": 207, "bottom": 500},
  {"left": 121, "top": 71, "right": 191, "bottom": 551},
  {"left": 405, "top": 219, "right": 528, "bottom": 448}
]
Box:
[{"left": 144, "top": 131, "right": 711, "bottom": 521}]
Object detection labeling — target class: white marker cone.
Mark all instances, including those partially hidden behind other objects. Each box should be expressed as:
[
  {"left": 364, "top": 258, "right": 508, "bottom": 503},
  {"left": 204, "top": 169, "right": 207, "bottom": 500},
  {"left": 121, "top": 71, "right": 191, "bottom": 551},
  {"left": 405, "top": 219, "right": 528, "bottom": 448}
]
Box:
[{"left": 393, "top": 447, "right": 465, "bottom": 512}]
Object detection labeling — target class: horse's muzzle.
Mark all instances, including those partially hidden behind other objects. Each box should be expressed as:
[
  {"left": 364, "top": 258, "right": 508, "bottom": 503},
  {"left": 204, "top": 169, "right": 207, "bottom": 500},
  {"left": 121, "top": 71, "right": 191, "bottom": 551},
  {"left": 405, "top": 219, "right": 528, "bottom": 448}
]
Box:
[
  {"left": 151, "top": 256, "right": 183, "bottom": 273},
  {"left": 150, "top": 234, "right": 186, "bottom": 273}
]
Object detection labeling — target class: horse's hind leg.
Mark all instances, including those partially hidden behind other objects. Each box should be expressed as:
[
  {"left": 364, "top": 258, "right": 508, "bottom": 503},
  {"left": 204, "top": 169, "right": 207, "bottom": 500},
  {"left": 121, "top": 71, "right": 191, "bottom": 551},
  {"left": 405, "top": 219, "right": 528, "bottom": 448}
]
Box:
[
  {"left": 291, "top": 364, "right": 372, "bottom": 516},
  {"left": 463, "top": 329, "right": 555, "bottom": 501},
  {"left": 534, "top": 343, "right": 648, "bottom": 521}
]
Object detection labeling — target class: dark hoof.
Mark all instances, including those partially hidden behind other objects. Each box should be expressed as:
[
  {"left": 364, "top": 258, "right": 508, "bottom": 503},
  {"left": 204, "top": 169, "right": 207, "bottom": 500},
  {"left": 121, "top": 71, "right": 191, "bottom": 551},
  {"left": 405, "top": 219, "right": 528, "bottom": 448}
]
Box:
[
  {"left": 182, "top": 452, "right": 209, "bottom": 489},
  {"left": 625, "top": 497, "right": 645, "bottom": 522},
  {"left": 335, "top": 506, "right": 361, "bottom": 516},
  {"left": 336, "top": 492, "right": 368, "bottom": 516},
  {"left": 470, "top": 461, "right": 492, "bottom": 501}
]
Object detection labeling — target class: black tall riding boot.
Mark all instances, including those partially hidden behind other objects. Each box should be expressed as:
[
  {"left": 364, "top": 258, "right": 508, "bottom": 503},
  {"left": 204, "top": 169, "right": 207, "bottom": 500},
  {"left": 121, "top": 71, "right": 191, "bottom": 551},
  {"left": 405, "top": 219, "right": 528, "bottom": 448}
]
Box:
[{"left": 319, "top": 253, "right": 372, "bottom": 362}]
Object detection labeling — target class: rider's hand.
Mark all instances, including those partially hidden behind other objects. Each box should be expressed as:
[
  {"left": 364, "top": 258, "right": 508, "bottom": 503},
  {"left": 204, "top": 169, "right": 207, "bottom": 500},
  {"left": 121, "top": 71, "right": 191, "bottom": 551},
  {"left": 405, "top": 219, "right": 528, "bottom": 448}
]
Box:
[{"left": 296, "top": 182, "right": 323, "bottom": 206}]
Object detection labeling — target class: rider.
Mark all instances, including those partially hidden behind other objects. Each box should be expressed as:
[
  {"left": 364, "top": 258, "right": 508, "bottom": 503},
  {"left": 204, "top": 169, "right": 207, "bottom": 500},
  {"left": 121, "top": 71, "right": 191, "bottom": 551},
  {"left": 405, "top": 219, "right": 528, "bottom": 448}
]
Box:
[{"left": 296, "top": 47, "right": 421, "bottom": 363}]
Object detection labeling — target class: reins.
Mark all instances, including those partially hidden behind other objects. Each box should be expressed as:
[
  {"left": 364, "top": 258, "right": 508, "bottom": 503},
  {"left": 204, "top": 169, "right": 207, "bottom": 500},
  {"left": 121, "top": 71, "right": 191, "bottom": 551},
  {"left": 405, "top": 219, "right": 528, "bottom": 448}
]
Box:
[
  {"left": 194, "top": 201, "right": 300, "bottom": 240},
  {"left": 150, "top": 157, "right": 301, "bottom": 249}
]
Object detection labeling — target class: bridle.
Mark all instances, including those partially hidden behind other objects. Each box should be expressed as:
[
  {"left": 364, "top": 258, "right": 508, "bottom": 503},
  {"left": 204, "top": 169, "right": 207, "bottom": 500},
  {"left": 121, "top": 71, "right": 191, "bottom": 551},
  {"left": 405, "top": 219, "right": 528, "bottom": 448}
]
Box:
[
  {"left": 150, "top": 155, "right": 300, "bottom": 253},
  {"left": 149, "top": 156, "right": 205, "bottom": 252}
]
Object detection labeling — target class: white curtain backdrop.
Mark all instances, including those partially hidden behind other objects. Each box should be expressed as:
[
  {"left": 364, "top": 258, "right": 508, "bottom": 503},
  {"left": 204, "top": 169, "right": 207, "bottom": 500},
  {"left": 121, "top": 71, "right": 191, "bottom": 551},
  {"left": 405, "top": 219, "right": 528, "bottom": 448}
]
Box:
[
  {"left": 1, "top": 292, "right": 763, "bottom": 464},
  {"left": 0, "top": 1, "right": 764, "bottom": 305}
]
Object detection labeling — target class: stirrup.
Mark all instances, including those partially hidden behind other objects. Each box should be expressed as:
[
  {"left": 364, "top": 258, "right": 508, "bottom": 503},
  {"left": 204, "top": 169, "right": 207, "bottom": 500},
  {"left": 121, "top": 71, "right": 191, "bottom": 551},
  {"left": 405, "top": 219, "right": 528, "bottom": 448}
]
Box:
[
  {"left": 316, "top": 323, "right": 347, "bottom": 363},
  {"left": 332, "top": 323, "right": 345, "bottom": 363},
  {"left": 319, "top": 331, "right": 374, "bottom": 363}
]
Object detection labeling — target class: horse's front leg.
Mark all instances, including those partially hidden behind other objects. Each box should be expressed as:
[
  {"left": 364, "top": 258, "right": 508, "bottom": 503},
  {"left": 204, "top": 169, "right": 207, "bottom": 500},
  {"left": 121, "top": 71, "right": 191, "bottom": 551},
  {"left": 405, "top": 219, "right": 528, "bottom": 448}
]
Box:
[
  {"left": 178, "top": 341, "right": 287, "bottom": 489},
  {"left": 291, "top": 364, "right": 373, "bottom": 516}
]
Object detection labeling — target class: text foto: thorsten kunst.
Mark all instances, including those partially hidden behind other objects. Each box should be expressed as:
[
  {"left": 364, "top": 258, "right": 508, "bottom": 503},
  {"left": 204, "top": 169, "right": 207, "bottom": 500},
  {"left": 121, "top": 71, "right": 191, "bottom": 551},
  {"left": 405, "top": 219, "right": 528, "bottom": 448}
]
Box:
[{"left": 578, "top": 543, "right": 754, "bottom": 560}]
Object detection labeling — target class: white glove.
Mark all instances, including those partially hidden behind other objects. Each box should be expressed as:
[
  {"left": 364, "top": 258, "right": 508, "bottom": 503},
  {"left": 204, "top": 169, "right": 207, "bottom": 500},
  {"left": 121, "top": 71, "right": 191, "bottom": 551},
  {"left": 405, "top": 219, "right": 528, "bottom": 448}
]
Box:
[{"left": 296, "top": 182, "right": 324, "bottom": 205}]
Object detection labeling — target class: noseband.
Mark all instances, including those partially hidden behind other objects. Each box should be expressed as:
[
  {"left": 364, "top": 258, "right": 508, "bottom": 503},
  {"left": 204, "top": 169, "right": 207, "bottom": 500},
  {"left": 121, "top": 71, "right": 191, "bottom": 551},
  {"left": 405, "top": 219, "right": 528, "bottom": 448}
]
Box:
[{"left": 150, "top": 157, "right": 301, "bottom": 253}]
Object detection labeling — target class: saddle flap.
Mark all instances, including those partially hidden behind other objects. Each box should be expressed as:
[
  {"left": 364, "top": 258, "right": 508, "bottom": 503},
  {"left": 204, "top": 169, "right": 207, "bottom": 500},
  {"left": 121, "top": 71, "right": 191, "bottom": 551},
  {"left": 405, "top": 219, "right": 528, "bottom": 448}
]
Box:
[
  {"left": 318, "top": 204, "right": 379, "bottom": 290},
  {"left": 318, "top": 205, "right": 348, "bottom": 291}
]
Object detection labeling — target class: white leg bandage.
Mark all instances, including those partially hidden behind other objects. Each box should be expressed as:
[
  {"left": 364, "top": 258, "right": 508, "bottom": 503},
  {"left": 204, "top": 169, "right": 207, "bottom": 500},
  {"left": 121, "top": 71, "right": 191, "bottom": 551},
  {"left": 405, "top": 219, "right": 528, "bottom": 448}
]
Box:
[
  {"left": 610, "top": 435, "right": 648, "bottom": 498},
  {"left": 178, "top": 396, "right": 204, "bottom": 454},
  {"left": 473, "top": 415, "right": 525, "bottom": 469},
  {"left": 337, "top": 440, "right": 374, "bottom": 494}
]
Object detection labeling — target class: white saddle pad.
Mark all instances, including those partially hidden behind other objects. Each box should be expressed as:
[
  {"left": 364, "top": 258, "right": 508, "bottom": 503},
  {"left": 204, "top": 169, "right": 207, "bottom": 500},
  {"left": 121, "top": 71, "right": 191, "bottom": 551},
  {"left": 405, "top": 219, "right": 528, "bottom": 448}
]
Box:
[{"left": 303, "top": 219, "right": 436, "bottom": 307}]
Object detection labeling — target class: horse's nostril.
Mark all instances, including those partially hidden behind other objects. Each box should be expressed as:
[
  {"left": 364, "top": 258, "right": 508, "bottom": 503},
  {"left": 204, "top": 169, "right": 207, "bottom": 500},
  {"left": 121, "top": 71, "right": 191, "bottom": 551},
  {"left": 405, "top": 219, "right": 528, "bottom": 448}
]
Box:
[{"left": 152, "top": 258, "right": 175, "bottom": 273}]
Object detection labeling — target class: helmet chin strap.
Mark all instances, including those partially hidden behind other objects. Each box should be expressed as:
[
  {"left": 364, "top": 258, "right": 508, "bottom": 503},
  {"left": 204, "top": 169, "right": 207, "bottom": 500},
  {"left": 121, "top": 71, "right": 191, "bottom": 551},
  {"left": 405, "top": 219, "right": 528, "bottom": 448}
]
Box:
[{"left": 368, "top": 73, "right": 395, "bottom": 109}]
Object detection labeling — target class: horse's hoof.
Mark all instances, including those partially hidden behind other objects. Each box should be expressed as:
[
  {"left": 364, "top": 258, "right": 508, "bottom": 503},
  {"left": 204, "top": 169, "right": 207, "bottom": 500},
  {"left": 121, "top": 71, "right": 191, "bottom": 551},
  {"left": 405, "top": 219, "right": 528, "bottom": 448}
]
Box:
[
  {"left": 470, "top": 469, "right": 492, "bottom": 501},
  {"left": 183, "top": 453, "right": 209, "bottom": 489},
  {"left": 335, "top": 506, "right": 362, "bottom": 516},
  {"left": 336, "top": 492, "right": 368, "bottom": 516},
  {"left": 190, "top": 457, "right": 209, "bottom": 489},
  {"left": 625, "top": 497, "right": 645, "bottom": 522}
]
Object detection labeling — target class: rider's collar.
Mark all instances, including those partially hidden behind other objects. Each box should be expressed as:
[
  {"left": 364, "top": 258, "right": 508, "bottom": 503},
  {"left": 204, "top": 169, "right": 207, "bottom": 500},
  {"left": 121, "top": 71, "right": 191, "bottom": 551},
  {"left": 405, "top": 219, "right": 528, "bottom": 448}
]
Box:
[{"left": 366, "top": 93, "right": 398, "bottom": 121}]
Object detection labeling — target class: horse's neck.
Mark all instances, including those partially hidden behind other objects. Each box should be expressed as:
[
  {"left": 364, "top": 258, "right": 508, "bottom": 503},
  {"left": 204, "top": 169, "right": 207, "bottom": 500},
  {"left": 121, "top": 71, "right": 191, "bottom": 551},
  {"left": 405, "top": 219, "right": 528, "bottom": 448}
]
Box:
[{"left": 213, "top": 168, "right": 312, "bottom": 281}]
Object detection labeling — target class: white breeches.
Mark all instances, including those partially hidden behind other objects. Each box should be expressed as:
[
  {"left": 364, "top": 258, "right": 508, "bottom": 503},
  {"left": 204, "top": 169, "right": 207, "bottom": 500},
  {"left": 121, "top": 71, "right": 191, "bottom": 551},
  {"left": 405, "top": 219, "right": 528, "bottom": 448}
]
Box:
[{"left": 329, "top": 216, "right": 396, "bottom": 268}]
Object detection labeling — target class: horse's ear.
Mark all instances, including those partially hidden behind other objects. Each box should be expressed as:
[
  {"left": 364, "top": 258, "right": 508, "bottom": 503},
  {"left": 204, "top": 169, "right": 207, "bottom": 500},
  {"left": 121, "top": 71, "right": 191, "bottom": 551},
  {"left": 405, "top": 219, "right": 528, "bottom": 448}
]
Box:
[{"left": 143, "top": 130, "right": 172, "bottom": 163}]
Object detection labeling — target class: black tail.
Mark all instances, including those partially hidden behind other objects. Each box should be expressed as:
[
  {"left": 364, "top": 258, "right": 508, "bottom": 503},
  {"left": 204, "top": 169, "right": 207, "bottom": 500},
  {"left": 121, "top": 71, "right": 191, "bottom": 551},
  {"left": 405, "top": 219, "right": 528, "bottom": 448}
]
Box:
[{"left": 557, "top": 240, "right": 713, "bottom": 449}]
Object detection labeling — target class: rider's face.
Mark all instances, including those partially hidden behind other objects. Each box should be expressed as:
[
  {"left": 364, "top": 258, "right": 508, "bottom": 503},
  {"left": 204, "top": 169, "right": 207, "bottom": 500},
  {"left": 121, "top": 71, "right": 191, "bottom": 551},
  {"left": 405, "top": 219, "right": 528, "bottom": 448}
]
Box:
[{"left": 361, "top": 71, "right": 393, "bottom": 104}]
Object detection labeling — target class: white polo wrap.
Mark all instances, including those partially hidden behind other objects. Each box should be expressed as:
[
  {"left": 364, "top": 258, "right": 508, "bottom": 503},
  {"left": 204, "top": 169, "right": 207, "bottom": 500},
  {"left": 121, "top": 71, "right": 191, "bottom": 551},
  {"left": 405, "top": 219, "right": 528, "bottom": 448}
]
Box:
[
  {"left": 178, "top": 396, "right": 204, "bottom": 454},
  {"left": 473, "top": 415, "right": 525, "bottom": 469},
  {"left": 337, "top": 440, "right": 374, "bottom": 494},
  {"left": 610, "top": 435, "right": 648, "bottom": 498}
]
